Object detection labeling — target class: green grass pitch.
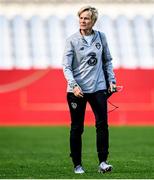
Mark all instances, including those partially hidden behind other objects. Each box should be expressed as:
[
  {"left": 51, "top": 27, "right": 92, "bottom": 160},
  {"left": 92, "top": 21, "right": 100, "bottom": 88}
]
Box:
[{"left": 0, "top": 126, "right": 154, "bottom": 179}]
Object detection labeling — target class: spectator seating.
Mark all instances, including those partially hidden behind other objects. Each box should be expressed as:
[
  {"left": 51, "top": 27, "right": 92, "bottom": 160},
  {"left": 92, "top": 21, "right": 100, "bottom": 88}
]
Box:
[{"left": 0, "top": 14, "right": 153, "bottom": 69}]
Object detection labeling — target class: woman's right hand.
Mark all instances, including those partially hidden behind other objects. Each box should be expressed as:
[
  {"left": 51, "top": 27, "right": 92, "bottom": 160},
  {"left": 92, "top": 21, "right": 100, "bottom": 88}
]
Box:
[{"left": 73, "top": 86, "right": 84, "bottom": 98}]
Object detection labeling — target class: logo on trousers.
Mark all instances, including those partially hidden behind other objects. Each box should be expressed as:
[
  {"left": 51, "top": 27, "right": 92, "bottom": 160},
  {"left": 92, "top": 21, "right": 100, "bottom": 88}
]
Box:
[{"left": 71, "top": 102, "right": 77, "bottom": 109}]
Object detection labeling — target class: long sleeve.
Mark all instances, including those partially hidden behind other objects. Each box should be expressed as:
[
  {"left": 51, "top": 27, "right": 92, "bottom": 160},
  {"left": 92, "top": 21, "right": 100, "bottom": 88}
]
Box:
[
  {"left": 102, "top": 33, "right": 116, "bottom": 84},
  {"left": 62, "top": 38, "right": 78, "bottom": 89}
]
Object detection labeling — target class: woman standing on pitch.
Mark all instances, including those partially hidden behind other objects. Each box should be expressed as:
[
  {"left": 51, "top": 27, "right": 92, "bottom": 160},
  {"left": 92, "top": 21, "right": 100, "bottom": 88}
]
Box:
[{"left": 62, "top": 6, "right": 116, "bottom": 174}]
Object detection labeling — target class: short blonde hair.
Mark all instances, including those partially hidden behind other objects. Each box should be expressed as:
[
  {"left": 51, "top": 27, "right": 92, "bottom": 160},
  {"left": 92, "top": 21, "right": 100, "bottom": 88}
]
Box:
[{"left": 78, "top": 6, "right": 98, "bottom": 24}]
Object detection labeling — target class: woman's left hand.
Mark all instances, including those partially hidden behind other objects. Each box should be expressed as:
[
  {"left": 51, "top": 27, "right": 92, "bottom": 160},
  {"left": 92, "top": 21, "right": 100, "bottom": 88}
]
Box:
[{"left": 109, "top": 82, "right": 117, "bottom": 93}]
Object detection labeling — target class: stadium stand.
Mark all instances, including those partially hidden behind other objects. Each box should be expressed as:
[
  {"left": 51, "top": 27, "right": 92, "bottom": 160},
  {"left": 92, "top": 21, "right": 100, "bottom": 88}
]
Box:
[
  {"left": 46, "top": 15, "right": 64, "bottom": 67},
  {"left": 0, "top": 15, "right": 13, "bottom": 69},
  {"left": 133, "top": 15, "right": 153, "bottom": 68},
  {"left": 96, "top": 15, "right": 121, "bottom": 68},
  {"left": 0, "top": 0, "right": 154, "bottom": 3},
  {"left": 12, "top": 15, "right": 31, "bottom": 69},
  {"left": 115, "top": 15, "right": 138, "bottom": 68},
  {"left": 29, "top": 15, "right": 49, "bottom": 68},
  {"left": 0, "top": 10, "right": 153, "bottom": 69}
]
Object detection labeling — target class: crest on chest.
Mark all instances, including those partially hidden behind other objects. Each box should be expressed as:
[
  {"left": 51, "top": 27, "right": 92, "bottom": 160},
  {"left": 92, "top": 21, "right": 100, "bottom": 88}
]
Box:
[{"left": 95, "top": 42, "right": 101, "bottom": 50}]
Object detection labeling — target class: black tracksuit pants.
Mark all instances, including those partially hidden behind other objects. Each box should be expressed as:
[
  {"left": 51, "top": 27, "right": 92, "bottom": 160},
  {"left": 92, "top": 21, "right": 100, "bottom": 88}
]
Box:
[{"left": 67, "top": 90, "right": 109, "bottom": 167}]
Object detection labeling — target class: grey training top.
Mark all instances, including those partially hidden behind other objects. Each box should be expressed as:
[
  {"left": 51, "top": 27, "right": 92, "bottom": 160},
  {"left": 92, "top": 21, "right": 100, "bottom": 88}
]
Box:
[{"left": 62, "top": 30, "right": 116, "bottom": 93}]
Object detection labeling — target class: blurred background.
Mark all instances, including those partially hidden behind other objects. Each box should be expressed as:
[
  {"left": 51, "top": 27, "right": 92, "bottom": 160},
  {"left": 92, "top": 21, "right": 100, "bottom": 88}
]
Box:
[{"left": 0, "top": 0, "right": 154, "bottom": 126}]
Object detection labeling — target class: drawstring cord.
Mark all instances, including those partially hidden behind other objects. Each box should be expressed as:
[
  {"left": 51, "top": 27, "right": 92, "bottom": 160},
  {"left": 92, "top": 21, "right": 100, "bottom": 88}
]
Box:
[
  {"left": 107, "top": 85, "right": 123, "bottom": 113},
  {"left": 108, "top": 100, "right": 119, "bottom": 113}
]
